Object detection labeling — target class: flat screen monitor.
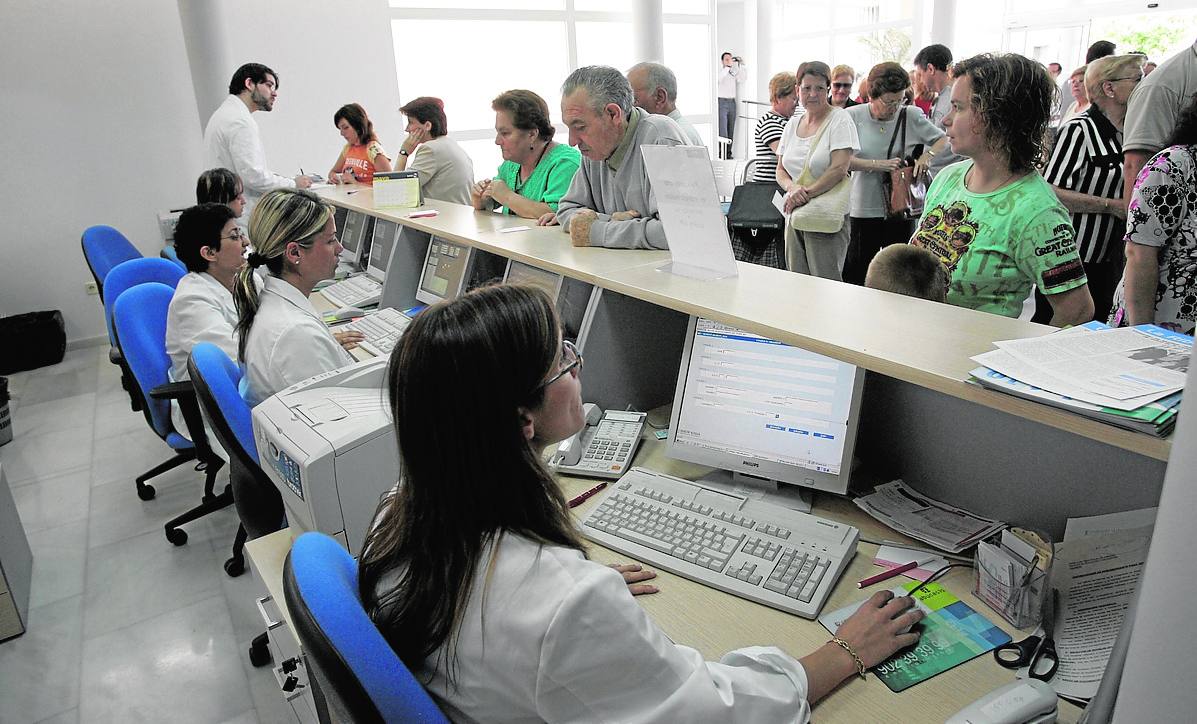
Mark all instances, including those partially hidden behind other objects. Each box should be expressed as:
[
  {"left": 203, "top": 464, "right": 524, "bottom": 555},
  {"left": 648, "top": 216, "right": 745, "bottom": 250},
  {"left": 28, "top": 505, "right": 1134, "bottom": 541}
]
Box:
[
  {"left": 666, "top": 316, "right": 864, "bottom": 497},
  {"left": 367, "top": 220, "right": 399, "bottom": 280},
  {"left": 416, "top": 238, "right": 473, "bottom": 304},
  {"left": 503, "top": 259, "right": 563, "bottom": 301},
  {"left": 340, "top": 211, "right": 369, "bottom": 264}
]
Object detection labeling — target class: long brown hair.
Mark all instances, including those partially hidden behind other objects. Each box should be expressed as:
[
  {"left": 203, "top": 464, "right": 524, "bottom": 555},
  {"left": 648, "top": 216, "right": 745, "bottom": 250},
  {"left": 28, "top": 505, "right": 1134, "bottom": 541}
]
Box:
[{"left": 358, "top": 284, "right": 585, "bottom": 681}]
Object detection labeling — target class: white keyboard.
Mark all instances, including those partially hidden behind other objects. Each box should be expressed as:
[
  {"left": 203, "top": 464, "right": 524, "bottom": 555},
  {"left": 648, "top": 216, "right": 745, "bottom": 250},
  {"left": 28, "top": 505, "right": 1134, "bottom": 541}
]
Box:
[
  {"left": 340, "top": 307, "right": 412, "bottom": 357},
  {"left": 321, "top": 273, "right": 382, "bottom": 308},
  {"left": 579, "top": 468, "right": 858, "bottom": 618}
]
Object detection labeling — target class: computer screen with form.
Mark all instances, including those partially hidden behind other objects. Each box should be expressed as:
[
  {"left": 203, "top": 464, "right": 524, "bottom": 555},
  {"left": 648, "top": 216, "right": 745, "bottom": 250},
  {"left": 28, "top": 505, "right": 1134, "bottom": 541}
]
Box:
[
  {"left": 367, "top": 220, "right": 398, "bottom": 279},
  {"left": 504, "top": 259, "right": 563, "bottom": 301},
  {"left": 416, "top": 238, "right": 472, "bottom": 304},
  {"left": 667, "top": 317, "right": 864, "bottom": 499}
]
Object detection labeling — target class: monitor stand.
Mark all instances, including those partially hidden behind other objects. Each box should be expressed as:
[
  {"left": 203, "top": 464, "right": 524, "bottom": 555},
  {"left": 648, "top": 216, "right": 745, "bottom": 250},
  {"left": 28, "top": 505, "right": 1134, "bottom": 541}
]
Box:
[{"left": 696, "top": 469, "right": 813, "bottom": 513}]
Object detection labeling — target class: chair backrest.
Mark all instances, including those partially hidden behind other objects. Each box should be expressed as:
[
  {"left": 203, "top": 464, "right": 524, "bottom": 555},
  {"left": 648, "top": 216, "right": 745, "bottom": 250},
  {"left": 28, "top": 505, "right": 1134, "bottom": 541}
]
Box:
[
  {"left": 81, "top": 225, "right": 141, "bottom": 292},
  {"left": 283, "top": 532, "right": 449, "bottom": 724},
  {"left": 711, "top": 158, "right": 739, "bottom": 201},
  {"left": 160, "top": 244, "right": 188, "bottom": 273},
  {"left": 188, "top": 343, "right": 285, "bottom": 538},
  {"left": 113, "top": 282, "right": 177, "bottom": 440},
  {"left": 102, "top": 258, "right": 185, "bottom": 349}
]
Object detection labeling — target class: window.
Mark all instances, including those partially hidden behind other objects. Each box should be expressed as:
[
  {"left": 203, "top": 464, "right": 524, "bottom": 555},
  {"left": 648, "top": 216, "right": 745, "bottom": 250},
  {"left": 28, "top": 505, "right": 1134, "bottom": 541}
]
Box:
[{"left": 388, "top": 2, "right": 716, "bottom": 176}]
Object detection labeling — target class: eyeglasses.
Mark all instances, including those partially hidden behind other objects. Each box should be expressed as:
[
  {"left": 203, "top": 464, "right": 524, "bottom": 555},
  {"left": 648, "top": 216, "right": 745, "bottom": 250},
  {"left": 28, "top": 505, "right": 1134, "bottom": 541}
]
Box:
[
  {"left": 535, "top": 340, "right": 582, "bottom": 393},
  {"left": 876, "top": 96, "right": 905, "bottom": 108},
  {"left": 1110, "top": 75, "right": 1143, "bottom": 83},
  {"left": 221, "top": 227, "right": 247, "bottom": 242},
  {"left": 832, "top": 82, "right": 853, "bottom": 90}
]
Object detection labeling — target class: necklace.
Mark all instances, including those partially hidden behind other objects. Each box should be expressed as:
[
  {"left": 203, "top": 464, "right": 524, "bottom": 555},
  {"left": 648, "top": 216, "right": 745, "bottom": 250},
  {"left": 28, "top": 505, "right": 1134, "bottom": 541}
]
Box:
[{"left": 514, "top": 142, "right": 550, "bottom": 193}]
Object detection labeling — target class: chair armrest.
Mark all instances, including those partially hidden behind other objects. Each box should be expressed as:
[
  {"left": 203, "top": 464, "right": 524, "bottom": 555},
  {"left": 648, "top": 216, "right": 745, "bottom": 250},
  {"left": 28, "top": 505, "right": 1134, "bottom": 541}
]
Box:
[{"left": 149, "top": 381, "right": 195, "bottom": 400}]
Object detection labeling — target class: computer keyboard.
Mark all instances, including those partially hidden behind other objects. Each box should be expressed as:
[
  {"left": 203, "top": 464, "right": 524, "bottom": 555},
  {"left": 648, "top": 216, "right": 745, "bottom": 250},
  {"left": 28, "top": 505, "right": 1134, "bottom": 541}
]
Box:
[
  {"left": 321, "top": 273, "right": 382, "bottom": 308},
  {"left": 340, "top": 307, "right": 412, "bottom": 357},
  {"left": 579, "top": 468, "right": 859, "bottom": 618}
]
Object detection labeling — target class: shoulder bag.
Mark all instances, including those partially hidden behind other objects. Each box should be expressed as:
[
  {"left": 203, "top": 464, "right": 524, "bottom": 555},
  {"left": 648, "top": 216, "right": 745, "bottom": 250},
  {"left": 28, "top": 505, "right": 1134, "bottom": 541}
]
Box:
[
  {"left": 882, "top": 108, "right": 932, "bottom": 219},
  {"left": 788, "top": 111, "right": 852, "bottom": 234}
]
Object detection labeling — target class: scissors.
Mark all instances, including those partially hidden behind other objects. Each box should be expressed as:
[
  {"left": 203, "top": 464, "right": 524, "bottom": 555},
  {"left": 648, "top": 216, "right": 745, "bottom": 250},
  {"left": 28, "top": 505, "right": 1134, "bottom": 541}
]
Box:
[{"left": 993, "top": 588, "right": 1059, "bottom": 681}]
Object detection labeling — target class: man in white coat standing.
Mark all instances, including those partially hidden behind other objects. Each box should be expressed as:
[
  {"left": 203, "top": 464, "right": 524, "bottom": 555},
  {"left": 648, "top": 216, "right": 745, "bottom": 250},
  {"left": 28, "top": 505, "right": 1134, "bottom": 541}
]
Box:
[{"left": 203, "top": 63, "right": 312, "bottom": 221}]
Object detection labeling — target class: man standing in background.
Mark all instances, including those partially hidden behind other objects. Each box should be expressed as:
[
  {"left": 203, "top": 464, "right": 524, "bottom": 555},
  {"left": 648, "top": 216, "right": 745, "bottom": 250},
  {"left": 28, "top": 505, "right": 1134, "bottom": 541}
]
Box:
[
  {"left": 717, "top": 52, "right": 745, "bottom": 158},
  {"left": 1122, "top": 37, "right": 1197, "bottom": 205},
  {"left": 203, "top": 63, "right": 312, "bottom": 220},
  {"left": 913, "top": 44, "right": 960, "bottom": 178}
]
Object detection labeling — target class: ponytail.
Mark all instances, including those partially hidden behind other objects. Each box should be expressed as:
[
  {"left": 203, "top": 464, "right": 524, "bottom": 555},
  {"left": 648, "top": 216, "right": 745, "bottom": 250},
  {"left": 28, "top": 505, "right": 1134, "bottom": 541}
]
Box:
[{"left": 233, "top": 188, "right": 333, "bottom": 361}]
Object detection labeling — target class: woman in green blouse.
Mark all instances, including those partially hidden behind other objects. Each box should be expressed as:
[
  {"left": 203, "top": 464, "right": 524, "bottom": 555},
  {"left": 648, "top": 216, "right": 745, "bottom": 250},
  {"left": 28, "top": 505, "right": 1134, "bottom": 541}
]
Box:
[{"left": 471, "top": 89, "right": 581, "bottom": 219}]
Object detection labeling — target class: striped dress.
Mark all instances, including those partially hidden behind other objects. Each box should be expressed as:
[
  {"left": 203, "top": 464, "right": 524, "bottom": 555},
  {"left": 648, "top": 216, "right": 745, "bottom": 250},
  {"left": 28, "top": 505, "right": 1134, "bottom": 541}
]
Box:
[{"left": 752, "top": 110, "right": 794, "bottom": 184}]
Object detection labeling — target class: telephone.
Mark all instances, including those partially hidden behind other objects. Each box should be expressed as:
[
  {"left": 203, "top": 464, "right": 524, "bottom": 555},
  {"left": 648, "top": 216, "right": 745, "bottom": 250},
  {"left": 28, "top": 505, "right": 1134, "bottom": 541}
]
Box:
[{"left": 550, "top": 403, "right": 646, "bottom": 479}]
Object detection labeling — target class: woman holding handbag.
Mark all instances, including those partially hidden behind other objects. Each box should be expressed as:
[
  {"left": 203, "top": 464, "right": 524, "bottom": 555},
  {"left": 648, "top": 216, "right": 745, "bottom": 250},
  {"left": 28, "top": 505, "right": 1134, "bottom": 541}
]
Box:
[
  {"left": 776, "top": 61, "right": 859, "bottom": 280},
  {"left": 844, "top": 63, "right": 947, "bottom": 286}
]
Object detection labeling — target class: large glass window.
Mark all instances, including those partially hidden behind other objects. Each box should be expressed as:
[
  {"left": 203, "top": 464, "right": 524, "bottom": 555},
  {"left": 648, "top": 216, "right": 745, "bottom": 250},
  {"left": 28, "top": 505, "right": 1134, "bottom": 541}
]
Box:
[{"left": 388, "top": 3, "right": 716, "bottom": 175}]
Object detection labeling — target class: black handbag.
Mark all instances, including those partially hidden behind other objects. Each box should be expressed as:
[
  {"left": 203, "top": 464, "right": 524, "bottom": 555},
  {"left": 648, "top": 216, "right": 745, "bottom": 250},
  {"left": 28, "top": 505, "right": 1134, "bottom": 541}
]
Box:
[
  {"left": 0, "top": 310, "right": 66, "bottom": 374},
  {"left": 726, "top": 182, "right": 785, "bottom": 269}
]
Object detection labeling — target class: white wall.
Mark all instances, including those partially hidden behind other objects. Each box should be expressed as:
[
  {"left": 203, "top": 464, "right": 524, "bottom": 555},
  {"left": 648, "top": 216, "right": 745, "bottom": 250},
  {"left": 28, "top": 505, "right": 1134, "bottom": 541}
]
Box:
[
  {"left": 0, "top": 0, "right": 204, "bottom": 343},
  {"left": 0, "top": 0, "right": 403, "bottom": 345}
]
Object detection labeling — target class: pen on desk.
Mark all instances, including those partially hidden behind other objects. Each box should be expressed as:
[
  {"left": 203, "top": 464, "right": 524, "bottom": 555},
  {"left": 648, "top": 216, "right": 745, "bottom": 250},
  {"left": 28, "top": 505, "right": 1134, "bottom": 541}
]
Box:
[
  {"left": 857, "top": 556, "right": 936, "bottom": 588},
  {"left": 347, "top": 190, "right": 359, "bottom": 195},
  {"left": 568, "top": 481, "right": 608, "bottom": 508}
]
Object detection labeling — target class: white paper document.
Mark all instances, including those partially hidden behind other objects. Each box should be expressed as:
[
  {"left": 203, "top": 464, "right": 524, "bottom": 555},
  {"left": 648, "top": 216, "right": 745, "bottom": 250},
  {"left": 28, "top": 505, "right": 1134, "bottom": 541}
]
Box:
[
  {"left": 1063, "top": 507, "right": 1158, "bottom": 542},
  {"left": 641, "top": 145, "right": 739, "bottom": 280},
  {"left": 1033, "top": 534, "right": 1150, "bottom": 700},
  {"left": 853, "top": 480, "right": 1005, "bottom": 553},
  {"left": 771, "top": 190, "right": 787, "bottom": 217},
  {"left": 992, "top": 326, "right": 1188, "bottom": 401}
]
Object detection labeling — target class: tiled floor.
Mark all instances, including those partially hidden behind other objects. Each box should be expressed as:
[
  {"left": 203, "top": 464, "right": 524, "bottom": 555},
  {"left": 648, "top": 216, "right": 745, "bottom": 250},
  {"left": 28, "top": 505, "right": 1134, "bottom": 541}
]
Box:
[{"left": 0, "top": 347, "right": 294, "bottom": 724}]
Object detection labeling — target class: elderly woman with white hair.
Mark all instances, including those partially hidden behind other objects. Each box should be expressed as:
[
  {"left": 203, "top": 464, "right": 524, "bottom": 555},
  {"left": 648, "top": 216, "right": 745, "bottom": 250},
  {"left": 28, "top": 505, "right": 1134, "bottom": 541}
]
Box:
[{"left": 1038, "top": 54, "right": 1143, "bottom": 322}]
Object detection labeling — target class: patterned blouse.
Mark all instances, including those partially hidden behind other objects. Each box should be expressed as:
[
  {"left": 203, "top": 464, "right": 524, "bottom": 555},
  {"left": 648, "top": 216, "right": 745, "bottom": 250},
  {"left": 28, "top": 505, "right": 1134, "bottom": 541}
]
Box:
[{"left": 1109, "top": 144, "right": 1197, "bottom": 334}]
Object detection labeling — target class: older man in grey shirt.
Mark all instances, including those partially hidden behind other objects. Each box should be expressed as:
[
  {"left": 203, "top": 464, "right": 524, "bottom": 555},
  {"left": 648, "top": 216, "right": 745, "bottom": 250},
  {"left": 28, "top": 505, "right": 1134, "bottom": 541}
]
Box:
[{"left": 544, "top": 66, "right": 687, "bottom": 250}]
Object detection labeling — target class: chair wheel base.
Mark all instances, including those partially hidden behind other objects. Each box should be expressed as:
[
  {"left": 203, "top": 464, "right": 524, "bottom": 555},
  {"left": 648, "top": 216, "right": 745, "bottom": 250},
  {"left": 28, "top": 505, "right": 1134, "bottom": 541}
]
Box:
[
  {"left": 224, "top": 556, "right": 245, "bottom": 577},
  {"left": 137, "top": 483, "right": 156, "bottom": 501},
  {"left": 165, "top": 527, "right": 188, "bottom": 546},
  {"left": 249, "top": 635, "right": 273, "bottom": 668}
]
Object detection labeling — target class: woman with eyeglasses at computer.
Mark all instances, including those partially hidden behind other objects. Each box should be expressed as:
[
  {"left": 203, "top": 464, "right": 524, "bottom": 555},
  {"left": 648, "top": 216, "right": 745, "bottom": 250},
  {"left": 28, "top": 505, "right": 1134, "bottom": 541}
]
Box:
[
  {"left": 233, "top": 189, "right": 362, "bottom": 408},
  {"left": 165, "top": 202, "right": 251, "bottom": 442},
  {"left": 357, "top": 283, "right": 923, "bottom": 723}
]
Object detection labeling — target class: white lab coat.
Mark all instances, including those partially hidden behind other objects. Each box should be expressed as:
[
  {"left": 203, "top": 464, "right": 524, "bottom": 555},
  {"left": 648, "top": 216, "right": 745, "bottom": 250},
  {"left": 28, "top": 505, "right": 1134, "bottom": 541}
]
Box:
[
  {"left": 203, "top": 95, "right": 295, "bottom": 220},
  {"left": 164, "top": 272, "right": 241, "bottom": 446},
  {"left": 381, "top": 532, "right": 814, "bottom": 724},
  {"left": 241, "top": 276, "right": 354, "bottom": 408}
]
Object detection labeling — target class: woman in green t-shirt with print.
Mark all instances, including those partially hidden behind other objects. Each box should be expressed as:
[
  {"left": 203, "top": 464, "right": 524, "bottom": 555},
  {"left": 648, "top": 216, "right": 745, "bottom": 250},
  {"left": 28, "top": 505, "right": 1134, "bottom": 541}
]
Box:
[
  {"left": 471, "top": 89, "right": 581, "bottom": 220},
  {"left": 910, "top": 53, "right": 1095, "bottom": 326}
]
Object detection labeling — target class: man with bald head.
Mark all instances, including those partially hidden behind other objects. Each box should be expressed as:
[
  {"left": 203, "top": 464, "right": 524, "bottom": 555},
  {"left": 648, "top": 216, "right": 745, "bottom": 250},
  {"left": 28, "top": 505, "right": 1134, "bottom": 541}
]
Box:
[{"left": 627, "top": 61, "right": 704, "bottom": 147}]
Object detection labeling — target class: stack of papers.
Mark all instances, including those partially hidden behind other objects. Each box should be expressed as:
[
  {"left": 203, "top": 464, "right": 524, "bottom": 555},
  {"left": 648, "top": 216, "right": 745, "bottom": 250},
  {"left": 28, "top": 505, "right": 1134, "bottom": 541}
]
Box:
[
  {"left": 854, "top": 480, "right": 1005, "bottom": 553},
  {"left": 969, "top": 322, "right": 1188, "bottom": 437}
]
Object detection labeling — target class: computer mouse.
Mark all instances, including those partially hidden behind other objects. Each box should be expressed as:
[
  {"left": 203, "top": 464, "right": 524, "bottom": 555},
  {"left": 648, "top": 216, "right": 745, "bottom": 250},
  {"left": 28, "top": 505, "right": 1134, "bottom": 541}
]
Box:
[{"left": 326, "top": 306, "right": 367, "bottom": 322}]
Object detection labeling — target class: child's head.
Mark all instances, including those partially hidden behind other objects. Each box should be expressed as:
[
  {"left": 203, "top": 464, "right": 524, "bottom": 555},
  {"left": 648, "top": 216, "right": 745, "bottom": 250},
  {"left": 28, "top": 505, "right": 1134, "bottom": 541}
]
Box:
[{"left": 865, "top": 244, "right": 948, "bottom": 302}]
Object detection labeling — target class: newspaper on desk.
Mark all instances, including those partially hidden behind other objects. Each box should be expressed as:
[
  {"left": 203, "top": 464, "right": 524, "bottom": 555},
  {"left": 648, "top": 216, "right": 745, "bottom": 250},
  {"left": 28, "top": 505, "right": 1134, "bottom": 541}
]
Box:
[
  {"left": 854, "top": 480, "right": 1005, "bottom": 553},
  {"left": 1016, "top": 508, "right": 1154, "bottom": 701},
  {"left": 975, "top": 325, "right": 1190, "bottom": 409}
]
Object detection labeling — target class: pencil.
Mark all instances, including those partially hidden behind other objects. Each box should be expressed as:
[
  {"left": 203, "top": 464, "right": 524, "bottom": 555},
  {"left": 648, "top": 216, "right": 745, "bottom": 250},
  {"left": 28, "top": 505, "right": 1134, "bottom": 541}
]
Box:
[{"left": 857, "top": 557, "right": 935, "bottom": 588}]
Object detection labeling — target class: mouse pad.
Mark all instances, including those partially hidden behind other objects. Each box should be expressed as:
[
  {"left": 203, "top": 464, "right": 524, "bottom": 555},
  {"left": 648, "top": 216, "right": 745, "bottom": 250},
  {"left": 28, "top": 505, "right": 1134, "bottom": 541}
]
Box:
[{"left": 819, "top": 582, "right": 1012, "bottom": 692}]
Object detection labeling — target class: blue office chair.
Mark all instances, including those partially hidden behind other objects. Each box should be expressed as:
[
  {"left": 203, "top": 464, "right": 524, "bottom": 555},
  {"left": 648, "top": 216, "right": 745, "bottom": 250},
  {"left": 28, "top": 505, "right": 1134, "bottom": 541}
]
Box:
[
  {"left": 160, "top": 244, "right": 188, "bottom": 273},
  {"left": 283, "top": 532, "right": 449, "bottom": 723},
  {"left": 83, "top": 226, "right": 146, "bottom": 408},
  {"left": 189, "top": 343, "right": 286, "bottom": 666},
  {"left": 188, "top": 342, "right": 285, "bottom": 575},
  {"left": 81, "top": 225, "right": 141, "bottom": 295},
  {"left": 102, "top": 257, "right": 185, "bottom": 417},
  {"left": 113, "top": 282, "right": 231, "bottom": 545}
]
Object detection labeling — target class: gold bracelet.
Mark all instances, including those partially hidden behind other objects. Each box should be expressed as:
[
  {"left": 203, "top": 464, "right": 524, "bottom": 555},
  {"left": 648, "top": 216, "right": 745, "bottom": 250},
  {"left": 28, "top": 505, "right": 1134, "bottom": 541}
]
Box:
[{"left": 830, "top": 637, "right": 868, "bottom": 679}]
